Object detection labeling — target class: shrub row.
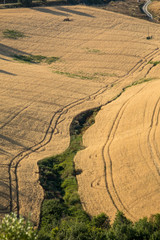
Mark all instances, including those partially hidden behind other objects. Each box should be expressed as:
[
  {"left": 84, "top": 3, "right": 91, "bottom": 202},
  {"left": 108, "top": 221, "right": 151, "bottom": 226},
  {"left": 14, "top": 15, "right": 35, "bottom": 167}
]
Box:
[{"left": 37, "top": 109, "right": 99, "bottom": 239}]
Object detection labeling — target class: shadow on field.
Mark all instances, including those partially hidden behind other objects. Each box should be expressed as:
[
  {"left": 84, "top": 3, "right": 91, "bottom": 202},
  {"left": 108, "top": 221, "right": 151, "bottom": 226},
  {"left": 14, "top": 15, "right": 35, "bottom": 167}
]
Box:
[
  {"left": 0, "top": 134, "right": 29, "bottom": 150},
  {"left": 0, "top": 70, "right": 17, "bottom": 76},
  {"left": 0, "top": 43, "right": 29, "bottom": 58},
  {"left": 0, "top": 57, "right": 11, "bottom": 62},
  {"left": 0, "top": 147, "right": 13, "bottom": 156},
  {"left": 0, "top": 183, "right": 10, "bottom": 212},
  {"left": 33, "top": 6, "right": 94, "bottom": 18},
  {"left": 33, "top": 7, "right": 70, "bottom": 16},
  {"left": 56, "top": 6, "right": 95, "bottom": 18},
  {"left": 0, "top": 203, "right": 9, "bottom": 211},
  {"left": 0, "top": 180, "right": 15, "bottom": 213}
]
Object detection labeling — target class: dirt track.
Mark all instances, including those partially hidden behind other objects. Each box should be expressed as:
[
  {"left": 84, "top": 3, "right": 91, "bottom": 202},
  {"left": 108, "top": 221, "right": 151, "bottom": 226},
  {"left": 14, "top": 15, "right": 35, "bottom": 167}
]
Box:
[{"left": 1, "top": 5, "right": 160, "bottom": 224}]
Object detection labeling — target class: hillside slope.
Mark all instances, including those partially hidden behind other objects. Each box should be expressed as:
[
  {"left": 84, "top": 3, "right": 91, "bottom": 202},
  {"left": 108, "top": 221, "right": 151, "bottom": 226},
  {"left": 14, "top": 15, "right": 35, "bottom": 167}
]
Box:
[
  {"left": 1, "top": 5, "right": 160, "bottom": 224},
  {"left": 76, "top": 77, "right": 160, "bottom": 221}
]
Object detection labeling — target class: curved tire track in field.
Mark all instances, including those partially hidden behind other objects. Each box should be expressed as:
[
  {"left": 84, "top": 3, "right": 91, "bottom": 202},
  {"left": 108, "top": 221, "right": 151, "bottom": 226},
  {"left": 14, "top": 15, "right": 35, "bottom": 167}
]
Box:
[
  {"left": 100, "top": 85, "right": 147, "bottom": 221},
  {"left": 125, "top": 98, "right": 160, "bottom": 210},
  {"left": 98, "top": 47, "right": 160, "bottom": 219},
  {"left": 147, "top": 97, "right": 160, "bottom": 176},
  {"left": 128, "top": 135, "right": 160, "bottom": 209},
  {"left": 127, "top": 48, "right": 159, "bottom": 75},
  {"left": 112, "top": 48, "right": 160, "bottom": 86}
]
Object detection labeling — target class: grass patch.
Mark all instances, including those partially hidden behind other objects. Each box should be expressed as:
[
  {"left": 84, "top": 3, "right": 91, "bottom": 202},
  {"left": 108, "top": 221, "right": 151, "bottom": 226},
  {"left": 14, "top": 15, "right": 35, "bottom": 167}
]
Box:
[
  {"left": 124, "top": 77, "right": 155, "bottom": 90},
  {"left": 3, "top": 29, "right": 25, "bottom": 39},
  {"left": 52, "top": 70, "right": 95, "bottom": 80},
  {"left": 94, "top": 72, "right": 118, "bottom": 77},
  {"left": 148, "top": 60, "right": 160, "bottom": 66},
  {"left": 13, "top": 54, "right": 59, "bottom": 64},
  {"left": 85, "top": 48, "right": 105, "bottom": 55},
  {"left": 53, "top": 70, "right": 118, "bottom": 80},
  {"left": 45, "top": 57, "right": 59, "bottom": 64}
]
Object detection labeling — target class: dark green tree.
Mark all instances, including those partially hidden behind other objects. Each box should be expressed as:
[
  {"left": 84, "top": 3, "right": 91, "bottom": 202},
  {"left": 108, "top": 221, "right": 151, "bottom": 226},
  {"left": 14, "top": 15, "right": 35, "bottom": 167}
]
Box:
[
  {"left": 108, "top": 211, "right": 136, "bottom": 240},
  {"left": 91, "top": 213, "right": 110, "bottom": 229},
  {"left": 134, "top": 217, "right": 154, "bottom": 240}
]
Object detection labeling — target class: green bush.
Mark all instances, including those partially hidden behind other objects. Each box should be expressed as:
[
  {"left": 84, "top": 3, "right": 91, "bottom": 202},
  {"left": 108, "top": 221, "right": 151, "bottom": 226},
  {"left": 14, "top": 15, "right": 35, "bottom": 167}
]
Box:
[
  {"left": 108, "top": 211, "right": 136, "bottom": 240},
  {"left": 92, "top": 213, "right": 110, "bottom": 229},
  {"left": 37, "top": 230, "right": 50, "bottom": 240},
  {"left": 67, "top": 206, "right": 90, "bottom": 222},
  {"left": 150, "top": 214, "right": 160, "bottom": 230},
  {"left": 3, "top": 29, "right": 25, "bottom": 39},
  {"left": 113, "top": 211, "right": 132, "bottom": 228},
  {"left": 55, "top": 220, "right": 92, "bottom": 240},
  {"left": 0, "top": 212, "right": 37, "bottom": 240},
  {"left": 40, "top": 199, "right": 66, "bottom": 231},
  {"left": 134, "top": 217, "right": 155, "bottom": 240},
  {"left": 150, "top": 231, "right": 160, "bottom": 240}
]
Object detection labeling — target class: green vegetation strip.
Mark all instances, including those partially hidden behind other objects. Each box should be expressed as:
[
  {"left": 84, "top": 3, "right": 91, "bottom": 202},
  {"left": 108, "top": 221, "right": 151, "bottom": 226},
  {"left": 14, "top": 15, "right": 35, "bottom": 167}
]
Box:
[
  {"left": 38, "top": 108, "right": 106, "bottom": 239},
  {"left": 52, "top": 70, "right": 95, "bottom": 80},
  {"left": 108, "top": 77, "right": 156, "bottom": 104},
  {"left": 13, "top": 55, "right": 59, "bottom": 64},
  {"left": 53, "top": 70, "right": 117, "bottom": 80},
  {"left": 3, "top": 29, "right": 25, "bottom": 39},
  {"left": 85, "top": 48, "right": 106, "bottom": 55},
  {"left": 124, "top": 77, "right": 155, "bottom": 89},
  {"left": 148, "top": 61, "right": 160, "bottom": 66}
]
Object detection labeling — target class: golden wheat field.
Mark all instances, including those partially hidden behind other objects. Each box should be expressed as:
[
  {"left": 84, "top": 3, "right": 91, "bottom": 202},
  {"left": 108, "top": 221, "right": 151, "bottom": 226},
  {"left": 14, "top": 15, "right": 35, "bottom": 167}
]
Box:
[{"left": 0, "top": 5, "right": 160, "bottom": 224}]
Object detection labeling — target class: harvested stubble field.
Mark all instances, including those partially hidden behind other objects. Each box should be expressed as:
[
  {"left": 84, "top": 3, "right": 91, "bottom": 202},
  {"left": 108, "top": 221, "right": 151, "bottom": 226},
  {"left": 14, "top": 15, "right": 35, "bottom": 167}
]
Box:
[{"left": 1, "top": 5, "right": 160, "bottom": 224}]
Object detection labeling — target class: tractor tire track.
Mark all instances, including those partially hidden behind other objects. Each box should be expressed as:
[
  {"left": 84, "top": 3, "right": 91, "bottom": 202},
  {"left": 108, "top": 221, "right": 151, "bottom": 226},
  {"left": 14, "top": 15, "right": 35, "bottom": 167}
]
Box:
[
  {"left": 127, "top": 48, "right": 159, "bottom": 75},
  {"left": 147, "top": 97, "right": 160, "bottom": 176},
  {"left": 101, "top": 85, "right": 147, "bottom": 220},
  {"left": 127, "top": 132, "right": 160, "bottom": 210},
  {"left": 153, "top": 107, "right": 160, "bottom": 162},
  {"left": 112, "top": 48, "right": 160, "bottom": 85}
]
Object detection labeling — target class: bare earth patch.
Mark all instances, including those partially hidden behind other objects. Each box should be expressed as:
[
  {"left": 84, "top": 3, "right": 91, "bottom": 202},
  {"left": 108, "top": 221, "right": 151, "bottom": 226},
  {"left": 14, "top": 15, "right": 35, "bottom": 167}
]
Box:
[{"left": 1, "top": 5, "right": 160, "bottom": 224}]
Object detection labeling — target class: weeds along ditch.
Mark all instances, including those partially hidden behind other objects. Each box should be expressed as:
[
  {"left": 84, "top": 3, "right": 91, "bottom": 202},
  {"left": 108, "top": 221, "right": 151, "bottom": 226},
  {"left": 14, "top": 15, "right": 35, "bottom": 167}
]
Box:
[
  {"left": 3, "top": 29, "right": 25, "bottom": 39},
  {"left": 13, "top": 54, "right": 60, "bottom": 64},
  {"left": 37, "top": 107, "right": 101, "bottom": 238}
]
